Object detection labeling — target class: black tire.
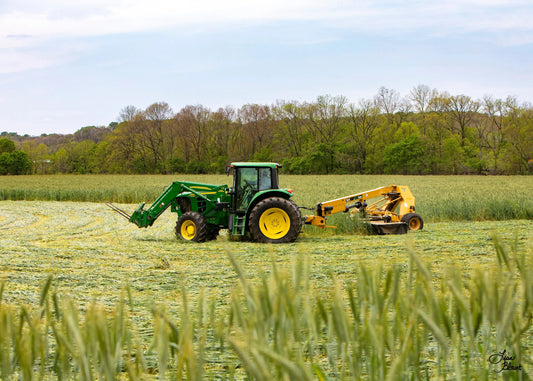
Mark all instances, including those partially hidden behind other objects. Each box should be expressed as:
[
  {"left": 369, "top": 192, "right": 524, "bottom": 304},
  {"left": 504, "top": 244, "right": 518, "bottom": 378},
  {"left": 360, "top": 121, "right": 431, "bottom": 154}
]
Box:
[
  {"left": 175, "top": 212, "right": 208, "bottom": 242},
  {"left": 401, "top": 213, "right": 424, "bottom": 231},
  {"left": 248, "top": 197, "right": 302, "bottom": 243},
  {"left": 289, "top": 199, "right": 302, "bottom": 224}
]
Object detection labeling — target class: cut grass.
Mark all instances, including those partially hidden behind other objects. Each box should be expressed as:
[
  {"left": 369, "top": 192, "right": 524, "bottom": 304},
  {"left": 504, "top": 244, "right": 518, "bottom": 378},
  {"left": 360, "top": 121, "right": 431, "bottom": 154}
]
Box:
[
  {"left": 0, "top": 181, "right": 531, "bottom": 379},
  {"left": 0, "top": 232, "right": 531, "bottom": 379},
  {"left": 0, "top": 200, "right": 531, "bottom": 318}
]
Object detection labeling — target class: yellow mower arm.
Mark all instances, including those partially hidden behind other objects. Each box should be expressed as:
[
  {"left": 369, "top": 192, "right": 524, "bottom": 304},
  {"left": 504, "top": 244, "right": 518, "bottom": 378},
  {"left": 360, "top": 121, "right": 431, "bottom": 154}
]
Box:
[{"left": 304, "top": 185, "right": 422, "bottom": 233}]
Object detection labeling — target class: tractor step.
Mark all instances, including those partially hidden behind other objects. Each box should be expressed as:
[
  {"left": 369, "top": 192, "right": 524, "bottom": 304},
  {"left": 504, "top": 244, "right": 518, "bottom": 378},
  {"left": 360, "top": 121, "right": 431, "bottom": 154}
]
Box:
[
  {"left": 371, "top": 222, "right": 408, "bottom": 235},
  {"left": 232, "top": 214, "right": 246, "bottom": 235}
]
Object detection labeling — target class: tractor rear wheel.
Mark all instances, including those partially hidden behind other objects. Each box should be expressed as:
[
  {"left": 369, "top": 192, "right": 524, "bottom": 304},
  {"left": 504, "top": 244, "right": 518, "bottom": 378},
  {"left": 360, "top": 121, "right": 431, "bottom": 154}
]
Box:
[
  {"left": 249, "top": 197, "right": 301, "bottom": 243},
  {"left": 176, "top": 212, "right": 208, "bottom": 242},
  {"left": 401, "top": 213, "right": 424, "bottom": 231}
]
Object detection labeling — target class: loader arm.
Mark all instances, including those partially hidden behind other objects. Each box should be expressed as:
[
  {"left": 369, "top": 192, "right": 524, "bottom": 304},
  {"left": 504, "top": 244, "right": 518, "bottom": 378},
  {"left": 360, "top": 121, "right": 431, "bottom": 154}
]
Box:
[
  {"left": 304, "top": 185, "right": 416, "bottom": 229},
  {"left": 129, "top": 181, "right": 228, "bottom": 228}
]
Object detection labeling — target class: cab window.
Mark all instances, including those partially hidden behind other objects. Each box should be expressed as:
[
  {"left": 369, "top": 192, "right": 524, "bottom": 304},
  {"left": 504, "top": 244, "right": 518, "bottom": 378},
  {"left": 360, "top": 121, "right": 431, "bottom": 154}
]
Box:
[
  {"left": 258, "top": 168, "right": 272, "bottom": 190},
  {"left": 235, "top": 167, "right": 273, "bottom": 209},
  {"left": 239, "top": 168, "right": 258, "bottom": 191},
  {"left": 236, "top": 168, "right": 257, "bottom": 209}
]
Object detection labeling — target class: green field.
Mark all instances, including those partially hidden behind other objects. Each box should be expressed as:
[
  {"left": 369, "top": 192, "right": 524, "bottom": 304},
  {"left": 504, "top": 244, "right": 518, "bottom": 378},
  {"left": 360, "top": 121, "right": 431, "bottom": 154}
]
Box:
[
  {"left": 0, "top": 175, "right": 532, "bottom": 379},
  {"left": 1, "top": 174, "right": 532, "bottom": 221}
]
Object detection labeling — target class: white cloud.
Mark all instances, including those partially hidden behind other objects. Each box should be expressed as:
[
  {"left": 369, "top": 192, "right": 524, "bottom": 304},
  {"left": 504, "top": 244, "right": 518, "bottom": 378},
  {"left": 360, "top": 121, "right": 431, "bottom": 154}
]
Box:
[
  {"left": 0, "top": 0, "right": 531, "bottom": 73},
  {"left": 2, "top": 0, "right": 530, "bottom": 41},
  {"left": 0, "top": 0, "right": 336, "bottom": 43}
]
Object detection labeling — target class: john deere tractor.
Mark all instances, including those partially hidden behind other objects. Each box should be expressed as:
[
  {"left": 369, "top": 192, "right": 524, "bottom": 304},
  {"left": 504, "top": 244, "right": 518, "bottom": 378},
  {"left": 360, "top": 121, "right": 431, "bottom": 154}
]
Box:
[
  {"left": 108, "top": 162, "right": 302, "bottom": 243},
  {"left": 107, "top": 162, "right": 423, "bottom": 242}
]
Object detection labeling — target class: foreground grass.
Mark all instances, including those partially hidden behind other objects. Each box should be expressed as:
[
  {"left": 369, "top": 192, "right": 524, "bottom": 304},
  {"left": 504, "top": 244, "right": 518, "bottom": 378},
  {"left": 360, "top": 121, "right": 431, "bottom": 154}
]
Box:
[
  {"left": 0, "top": 174, "right": 532, "bottom": 222},
  {"left": 0, "top": 201, "right": 532, "bottom": 378},
  {"left": 0, "top": 238, "right": 532, "bottom": 379}
]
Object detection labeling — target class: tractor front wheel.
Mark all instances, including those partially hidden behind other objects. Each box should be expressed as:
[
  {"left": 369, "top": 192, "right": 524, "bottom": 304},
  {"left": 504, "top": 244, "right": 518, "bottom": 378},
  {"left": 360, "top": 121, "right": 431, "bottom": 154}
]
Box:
[
  {"left": 249, "top": 197, "right": 301, "bottom": 243},
  {"left": 401, "top": 213, "right": 424, "bottom": 231},
  {"left": 176, "top": 212, "right": 208, "bottom": 242}
]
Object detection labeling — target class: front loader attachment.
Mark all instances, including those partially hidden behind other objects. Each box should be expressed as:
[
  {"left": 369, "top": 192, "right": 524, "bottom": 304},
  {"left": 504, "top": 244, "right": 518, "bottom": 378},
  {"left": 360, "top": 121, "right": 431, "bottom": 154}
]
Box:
[
  {"left": 105, "top": 202, "right": 148, "bottom": 227},
  {"left": 129, "top": 202, "right": 148, "bottom": 227},
  {"left": 105, "top": 202, "right": 131, "bottom": 220}
]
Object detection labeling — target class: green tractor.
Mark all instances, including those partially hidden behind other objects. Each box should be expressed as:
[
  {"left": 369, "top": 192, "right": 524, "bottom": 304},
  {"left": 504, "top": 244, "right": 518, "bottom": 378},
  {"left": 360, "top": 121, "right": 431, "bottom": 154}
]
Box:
[{"left": 107, "top": 162, "right": 302, "bottom": 243}]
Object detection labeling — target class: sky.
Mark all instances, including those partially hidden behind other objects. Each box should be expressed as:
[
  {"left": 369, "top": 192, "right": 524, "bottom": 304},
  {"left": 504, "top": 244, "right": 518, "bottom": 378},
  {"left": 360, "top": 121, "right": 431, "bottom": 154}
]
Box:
[{"left": 1, "top": 0, "right": 532, "bottom": 136}]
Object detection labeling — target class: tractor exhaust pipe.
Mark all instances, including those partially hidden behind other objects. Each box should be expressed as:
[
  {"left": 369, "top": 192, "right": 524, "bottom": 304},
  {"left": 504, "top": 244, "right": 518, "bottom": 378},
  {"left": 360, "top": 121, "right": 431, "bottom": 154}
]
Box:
[{"left": 105, "top": 202, "right": 131, "bottom": 220}]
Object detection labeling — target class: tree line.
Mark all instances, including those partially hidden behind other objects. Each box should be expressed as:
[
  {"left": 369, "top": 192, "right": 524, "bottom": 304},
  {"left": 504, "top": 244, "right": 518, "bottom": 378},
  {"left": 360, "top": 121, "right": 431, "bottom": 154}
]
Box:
[{"left": 4, "top": 85, "right": 533, "bottom": 175}]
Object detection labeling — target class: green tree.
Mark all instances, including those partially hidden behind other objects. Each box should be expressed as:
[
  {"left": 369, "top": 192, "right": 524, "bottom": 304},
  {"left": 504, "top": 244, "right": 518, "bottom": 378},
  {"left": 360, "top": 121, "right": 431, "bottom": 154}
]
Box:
[
  {"left": 106, "top": 120, "right": 151, "bottom": 173},
  {"left": 51, "top": 147, "right": 70, "bottom": 173},
  {"left": 305, "top": 95, "right": 348, "bottom": 173},
  {"left": 205, "top": 106, "right": 239, "bottom": 169},
  {"left": 239, "top": 104, "right": 272, "bottom": 159},
  {"left": 440, "top": 137, "right": 465, "bottom": 174},
  {"left": 446, "top": 95, "right": 480, "bottom": 146},
  {"left": 143, "top": 102, "right": 174, "bottom": 172},
  {"left": 273, "top": 101, "right": 309, "bottom": 158},
  {"left": 0, "top": 138, "right": 16, "bottom": 154},
  {"left": 0, "top": 150, "right": 32, "bottom": 175},
  {"left": 21, "top": 141, "right": 50, "bottom": 174},
  {"left": 505, "top": 104, "right": 533, "bottom": 173},
  {"left": 346, "top": 99, "right": 380, "bottom": 173},
  {"left": 0, "top": 153, "right": 10, "bottom": 174},
  {"left": 8, "top": 150, "right": 33, "bottom": 174},
  {"left": 383, "top": 135, "right": 427, "bottom": 174}
]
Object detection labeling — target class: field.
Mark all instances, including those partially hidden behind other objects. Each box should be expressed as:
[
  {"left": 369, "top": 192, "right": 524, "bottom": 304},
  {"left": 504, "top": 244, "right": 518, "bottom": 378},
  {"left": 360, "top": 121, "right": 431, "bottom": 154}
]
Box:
[
  {"left": 0, "top": 175, "right": 532, "bottom": 379},
  {"left": 1, "top": 174, "right": 532, "bottom": 221}
]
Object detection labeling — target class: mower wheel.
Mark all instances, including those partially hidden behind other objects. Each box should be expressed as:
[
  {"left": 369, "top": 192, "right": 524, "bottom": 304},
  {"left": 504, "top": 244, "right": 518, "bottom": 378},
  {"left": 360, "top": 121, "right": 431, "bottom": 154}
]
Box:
[
  {"left": 249, "top": 197, "right": 302, "bottom": 243},
  {"left": 176, "top": 212, "right": 208, "bottom": 242},
  {"left": 401, "top": 213, "right": 424, "bottom": 231}
]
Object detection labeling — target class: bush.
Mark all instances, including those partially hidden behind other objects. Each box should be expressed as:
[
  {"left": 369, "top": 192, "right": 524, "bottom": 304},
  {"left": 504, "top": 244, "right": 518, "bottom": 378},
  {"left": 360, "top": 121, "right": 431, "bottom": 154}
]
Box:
[
  {"left": 0, "top": 150, "right": 33, "bottom": 175},
  {"left": 186, "top": 159, "right": 209, "bottom": 174},
  {"left": 167, "top": 157, "right": 186, "bottom": 173}
]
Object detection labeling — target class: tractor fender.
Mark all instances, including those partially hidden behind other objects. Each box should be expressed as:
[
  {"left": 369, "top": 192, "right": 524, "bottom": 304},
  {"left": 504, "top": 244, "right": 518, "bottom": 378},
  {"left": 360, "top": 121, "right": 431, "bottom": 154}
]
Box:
[{"left": 246, "top": 189, "right": 293, "bottom": 221}]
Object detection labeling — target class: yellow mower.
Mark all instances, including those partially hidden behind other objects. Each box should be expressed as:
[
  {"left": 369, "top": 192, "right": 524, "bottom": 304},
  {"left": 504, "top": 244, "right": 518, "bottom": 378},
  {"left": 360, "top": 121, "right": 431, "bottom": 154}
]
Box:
[{"left": 304, "top": 185, "right": 423, "bottom": 235}]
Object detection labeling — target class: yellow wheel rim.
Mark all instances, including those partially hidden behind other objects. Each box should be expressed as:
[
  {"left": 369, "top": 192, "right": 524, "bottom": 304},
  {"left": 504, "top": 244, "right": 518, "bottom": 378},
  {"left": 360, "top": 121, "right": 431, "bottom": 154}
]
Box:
[
  {"left": 181, "top": 220, "right": 196, "bottom": 240},
  {"left": 259, "top": 208, "right": 290, "bottom": 240},
  {"left": 408, "top": 217, "right": 421, "bottom": 230}
]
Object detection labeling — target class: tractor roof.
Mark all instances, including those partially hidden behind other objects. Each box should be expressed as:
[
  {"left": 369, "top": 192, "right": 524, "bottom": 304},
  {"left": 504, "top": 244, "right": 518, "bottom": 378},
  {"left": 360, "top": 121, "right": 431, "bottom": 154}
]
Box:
[{"left": 230, "top": 162, "right": 282, "bottom": 169}]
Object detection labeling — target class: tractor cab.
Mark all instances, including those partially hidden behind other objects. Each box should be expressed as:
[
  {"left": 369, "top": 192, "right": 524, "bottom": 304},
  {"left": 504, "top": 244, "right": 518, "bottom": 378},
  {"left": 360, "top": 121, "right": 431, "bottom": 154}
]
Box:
[
  {"left": 226, "top": 162, "right": 281, "bottom": 211},
  {"left": 224, "top": 162, "right": 300, "bottom": 241}
]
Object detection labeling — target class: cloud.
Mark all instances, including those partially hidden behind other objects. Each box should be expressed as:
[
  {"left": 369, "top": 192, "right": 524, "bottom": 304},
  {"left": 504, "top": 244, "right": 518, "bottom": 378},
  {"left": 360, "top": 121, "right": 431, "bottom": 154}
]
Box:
[
  {"left": 0, "top": 0, "right": 334, "bottom": 42},
  {"left": 2, "top": 0, "right": 530, "bottom": 40},
  {"left": 0, "top": 0, "right": 531, "bottom": 73}
]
